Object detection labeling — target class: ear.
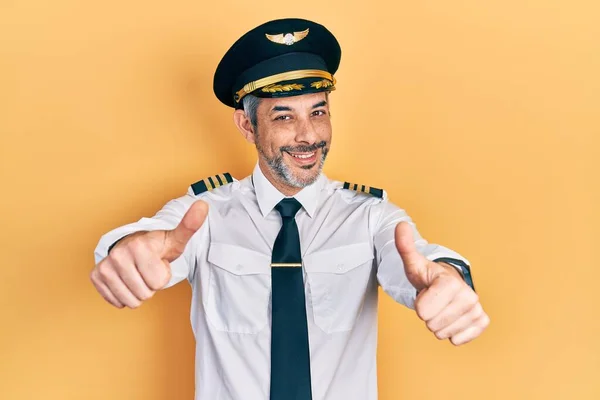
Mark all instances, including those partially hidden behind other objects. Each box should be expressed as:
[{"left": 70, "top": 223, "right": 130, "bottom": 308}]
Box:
[{"left": 233, "top": 110, "right": 256, "bottom": 144}]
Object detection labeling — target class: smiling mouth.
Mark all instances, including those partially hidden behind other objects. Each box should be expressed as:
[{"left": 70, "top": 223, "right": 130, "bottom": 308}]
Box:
[
  {"left": 285, "top": 150, "right": 318, "bottom": 166},
  {"left": 287, "top": 151, "right": 315, "bottom": 159}
]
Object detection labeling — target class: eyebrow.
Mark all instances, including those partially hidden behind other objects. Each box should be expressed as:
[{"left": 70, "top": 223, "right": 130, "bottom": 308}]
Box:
[
  {"left": 270, "top": 100, "right": 328, "bottom": 113},
  {"left": 271, "top": 106, "right": 292, "bottom": 113}
]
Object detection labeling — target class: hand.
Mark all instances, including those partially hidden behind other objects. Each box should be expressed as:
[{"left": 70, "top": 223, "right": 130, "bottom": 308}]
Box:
[
  {"left": 394, "top": 221, "right": 489, "bottom": 345},
  {"left": 90, "top": 200, "right": 209, "bottom": 309}
]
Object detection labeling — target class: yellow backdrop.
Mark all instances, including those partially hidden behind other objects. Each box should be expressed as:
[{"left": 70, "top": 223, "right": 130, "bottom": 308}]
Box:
[{"left": 1, "top": 0, "right": 598, "bottom": 399}]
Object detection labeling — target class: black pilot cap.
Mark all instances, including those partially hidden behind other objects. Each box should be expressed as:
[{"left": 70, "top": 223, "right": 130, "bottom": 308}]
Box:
[{"left": 213, "top": 18, "right": 342, "bottom": 109}]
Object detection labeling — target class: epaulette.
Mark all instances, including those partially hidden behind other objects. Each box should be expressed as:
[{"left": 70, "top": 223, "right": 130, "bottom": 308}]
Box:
[
  {"left": 342, "top": 181, "right": 384, "bottom": 198},
  {"left": 191, "top": 173, "right": 234, "bottom": 195}
]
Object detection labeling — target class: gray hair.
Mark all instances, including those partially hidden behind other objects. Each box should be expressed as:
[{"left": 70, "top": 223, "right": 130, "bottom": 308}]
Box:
[
  {"left": 242, "top": 94, "right": 261, "bottom": 129},
  {"left": 242, "top": 91, "right": 332, "bottom": 130}
]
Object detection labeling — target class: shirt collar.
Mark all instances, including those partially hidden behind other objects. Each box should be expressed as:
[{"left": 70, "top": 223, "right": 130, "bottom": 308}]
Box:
[{"left": 252, "top": 162, "right": 323, "bottom": 218}]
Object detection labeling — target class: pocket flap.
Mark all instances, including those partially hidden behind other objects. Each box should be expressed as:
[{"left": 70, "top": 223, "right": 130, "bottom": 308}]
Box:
[
  {"left": 304, "top": 242, "right": 374, "bottom": 274},
  {"left": 208, "top": 243, "right": 271, "bottom": 275}
]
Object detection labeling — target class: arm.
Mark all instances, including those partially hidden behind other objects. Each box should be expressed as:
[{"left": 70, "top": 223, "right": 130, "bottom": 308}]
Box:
[
  {"left": 373, "top": 200, "right": 472, "bottom": 308},
  {"left": 90, "top": 196, "right": 208, "bottom": 309},
  {"left": 94, "top": 194, "right": 205, "bottom": 286},
  {"left": 373, "top": 199, "right": 489, "bottom": 345}
]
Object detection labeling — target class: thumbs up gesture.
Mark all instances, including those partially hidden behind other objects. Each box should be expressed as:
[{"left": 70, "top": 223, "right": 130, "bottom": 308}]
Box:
[
  {"left": 90, "top": 200, "right": 209, "bottom": 309},
  {"left": 395, "top": 222, "right": 489, "bottom": 345}
]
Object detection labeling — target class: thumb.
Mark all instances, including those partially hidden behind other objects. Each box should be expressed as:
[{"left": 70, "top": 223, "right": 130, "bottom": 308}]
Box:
[
  {"left": 394, "top": 221, "right": 430, "bottom": 291},
  {"left": 162, "top": 200, "right": 209, "bottom": 262}
]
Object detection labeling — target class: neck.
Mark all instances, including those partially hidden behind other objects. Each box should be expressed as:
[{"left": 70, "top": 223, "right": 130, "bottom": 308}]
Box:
[{"left": 258, "top": 160, "right": 303, "bottom": 197}]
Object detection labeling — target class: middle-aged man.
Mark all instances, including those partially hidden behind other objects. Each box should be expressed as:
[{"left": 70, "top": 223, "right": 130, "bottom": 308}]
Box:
[{"left": 91, "top": 17, "right": 489, "bottom": 400}]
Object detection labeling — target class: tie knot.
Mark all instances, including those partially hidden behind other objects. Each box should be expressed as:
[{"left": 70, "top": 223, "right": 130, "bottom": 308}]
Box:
[{"left": 275, "top": 198, "right": 302, "bottom": 218}]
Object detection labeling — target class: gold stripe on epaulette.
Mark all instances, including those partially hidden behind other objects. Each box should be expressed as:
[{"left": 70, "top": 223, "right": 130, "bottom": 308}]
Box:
[
  {"left": 207, "top": 177, "right": 216, "bottom": 190},
  {"left": 211, "top": 175, "right": 221, "bottom": 189},
  {"left": 218, "top": 173, "right": 227, "bottom": 187},
  {"left": 343, "top": 181, "right": 382, "bottom": 198},
  {"left": 190, "top": 172, "right": 234, "bottom": 195}
]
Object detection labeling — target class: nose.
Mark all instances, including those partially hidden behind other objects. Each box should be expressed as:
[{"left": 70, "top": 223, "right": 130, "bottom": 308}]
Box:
[{"left": 294, "top": 117, "right": 318, "bottom": 144}]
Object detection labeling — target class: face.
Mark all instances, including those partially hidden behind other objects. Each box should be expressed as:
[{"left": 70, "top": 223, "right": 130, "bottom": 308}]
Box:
[{"left": 242, "top": 92, "right": 332, "bottom": 193}]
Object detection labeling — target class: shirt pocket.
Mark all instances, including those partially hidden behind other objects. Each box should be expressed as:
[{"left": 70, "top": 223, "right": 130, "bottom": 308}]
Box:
[
  {"left": 303, "top": 242, "right": 375, "bottom": 334},
  {"left": 206, "top": 243, "right": 271, "bottom": 334}
]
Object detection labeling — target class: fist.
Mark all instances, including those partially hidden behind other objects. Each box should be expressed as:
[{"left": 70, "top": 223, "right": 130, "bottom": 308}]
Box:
[
  {"left": 90, "top": 200, "right": 208, "bottom": 309},
  {"left": 395, "top": 221, "right": 489, "bottom": 345}
]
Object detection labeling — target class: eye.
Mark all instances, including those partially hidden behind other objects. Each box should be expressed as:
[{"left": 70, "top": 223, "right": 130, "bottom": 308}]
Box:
[
  {"left": 312, "top": 110, "right": 328, "bottom": 117},
  {"left": 274, "top": 115, "right": 292, "bottom": 121}
]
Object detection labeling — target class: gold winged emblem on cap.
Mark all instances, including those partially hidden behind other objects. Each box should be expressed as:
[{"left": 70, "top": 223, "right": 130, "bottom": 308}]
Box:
[{"left": 265, "top": 28, "right": 309, "bottom": 45}]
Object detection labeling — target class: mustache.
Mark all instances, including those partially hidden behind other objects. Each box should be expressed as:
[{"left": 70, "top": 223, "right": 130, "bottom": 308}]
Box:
[{"left": 280, "top": 141, "right": 327, "bottom": 153}]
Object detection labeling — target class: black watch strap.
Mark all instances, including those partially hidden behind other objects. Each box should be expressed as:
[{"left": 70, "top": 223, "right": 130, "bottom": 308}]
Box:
[{"left": 434, "top": 257, "right": 475, "bottom": 292}]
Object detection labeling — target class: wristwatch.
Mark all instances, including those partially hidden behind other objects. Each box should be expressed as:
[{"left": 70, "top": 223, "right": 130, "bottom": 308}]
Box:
[{"left": 434, "top": 257, "right": 475, "bottom": 292}]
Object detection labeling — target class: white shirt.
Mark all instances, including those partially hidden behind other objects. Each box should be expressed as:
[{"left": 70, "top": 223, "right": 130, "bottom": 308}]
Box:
[{"left": 94, "top": 163, "right": 470, "bottom": 400}]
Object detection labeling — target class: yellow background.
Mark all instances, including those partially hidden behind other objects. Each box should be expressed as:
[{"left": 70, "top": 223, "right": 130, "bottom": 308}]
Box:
[{"left": 1, "top": 0, "right": 598, "bottom": 399}]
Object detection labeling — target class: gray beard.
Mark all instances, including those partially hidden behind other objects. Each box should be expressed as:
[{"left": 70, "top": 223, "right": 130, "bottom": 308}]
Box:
[{"left": 257, "top": 143, "right": 329, "bottom": 188}]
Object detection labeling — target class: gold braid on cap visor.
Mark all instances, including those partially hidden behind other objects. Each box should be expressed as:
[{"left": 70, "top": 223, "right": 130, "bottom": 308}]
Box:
[{"left": 235, "top": 69, "right": 336, "bottom": 103}]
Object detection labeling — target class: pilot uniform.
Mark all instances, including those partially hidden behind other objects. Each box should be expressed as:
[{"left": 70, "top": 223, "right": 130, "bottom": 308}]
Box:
[{"left": 94, "top": 17, "right": 474, "bottom": 400}]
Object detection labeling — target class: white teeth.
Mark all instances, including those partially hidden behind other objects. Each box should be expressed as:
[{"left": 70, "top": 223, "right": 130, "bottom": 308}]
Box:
[{"left": 290, "top": 152, "right": 315, "bottom": 159}]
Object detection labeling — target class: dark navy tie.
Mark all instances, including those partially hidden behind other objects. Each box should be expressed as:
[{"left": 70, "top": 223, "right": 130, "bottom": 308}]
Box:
[{"left": 270, "top": 198, "right": 312, "bottom": 400}]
